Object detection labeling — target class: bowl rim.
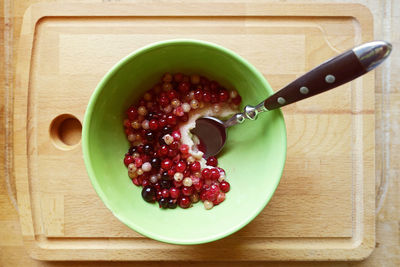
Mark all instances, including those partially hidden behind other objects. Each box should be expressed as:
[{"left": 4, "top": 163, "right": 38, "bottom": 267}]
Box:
[{"left": 82, "top": 39, "right": 287, "bottom": 245}]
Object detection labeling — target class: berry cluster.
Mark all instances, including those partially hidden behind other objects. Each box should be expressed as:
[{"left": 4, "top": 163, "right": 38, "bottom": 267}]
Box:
[{"left": 123, "top": 73, "right": 241, "bottom": 209}]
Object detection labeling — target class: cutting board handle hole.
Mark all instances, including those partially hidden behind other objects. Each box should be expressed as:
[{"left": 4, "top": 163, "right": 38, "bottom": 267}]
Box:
[{"left": 50, "top": 114, "right": 82, "bottom": 150}]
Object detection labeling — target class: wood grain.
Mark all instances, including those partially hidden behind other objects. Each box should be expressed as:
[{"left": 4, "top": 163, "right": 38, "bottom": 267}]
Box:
[
  {"left": 10, "top": 2, "right": 377, "bottom": 261},
  {"left": 1, "top": 0, "right": 400, "bottom": 266}
]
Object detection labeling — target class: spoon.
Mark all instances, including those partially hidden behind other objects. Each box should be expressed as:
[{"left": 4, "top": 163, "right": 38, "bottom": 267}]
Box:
[{"left": 192, "top": 40, "right": 392, "bottom": 158}]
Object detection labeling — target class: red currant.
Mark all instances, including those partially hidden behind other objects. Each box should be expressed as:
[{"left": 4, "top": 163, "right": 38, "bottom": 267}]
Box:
[
  {"left": 159, "top": 145, "right": 168, "bottom": 156},
  {"left": 170, "top": 140, "right": 179, "bottom": 150},
  {"left": 219, "top": 90, "right": 229, "bottom": 102},
  {"left": 178, "top": 81, "right": 190, "bottom": 93},
  {"left": 149, "top": 119, "right": 159, "bottom": 130},
  {"left": 182, "top": 186, "right": 194, "bottom": 196},
  {"left": 167, "top": 166, "right": 176, "bottom": 177},
  {"left": 220, "top": 181, "right": 230, "bottom": 193},
  {"left": 210, "top": 168, "right": 220, "bottom": 180},
  {"left": 210, "top": 93, "right": 218, "bottom": 104},
  {"left": 124, "top": 155, "right": 134, "bottom": 166},
  {"left": 206, "top": 156, "right": 218, "bottom": 167},
  {"left": 194, "top": 89, "right": 203, "bottom": 101},
  {"left": 134, "top": 157, "right": 143, "bottom": 168},
  {"left": 167, "top": 89, "right": 178, "bottom": 100},
  {"left": 171, "top": 130, "right": 181, "bottom": 141},
  {"left": 190, "top": 161, "right": 201, "bottom": 172},
  {"left": 159, "top": 95, "right": 169, "bottom": 107},
  {"left": 232, "top": 95, "right": 242, "bottom": 105},
  {"left": 161, "top": 188, "right": 170, "bottom": 198},
  {"left": 161, "top": 158, "right": 173, "bottom": 170},
  {"left": 176, "top": 161, "right": 186, "bottom": 172},
  {"left": 180, "top": 144, "right": 189, "bottom": 154},
  {"left": 167, "top": 114, "right": 177, "bottom": 125},
  {"left": 142, "top": 179, "right": 150, "bottom": 187},
  {"left": 179, "top": 196, "right": 191, "bottom": 208},
  {"left": 158, "top": 118, "right": 167, "bottom": 127},
  {"left": 203, "top": 91, "right": 211, "bottom": 102},
  {"left": 169, "top": 187, "right": 180, "bottom": 199},
  {"left": 202, "top": 168, "right": 211, "bottom": 179},
  {"left": 126, "top": 107, "right": 138, "bottom": 120}
]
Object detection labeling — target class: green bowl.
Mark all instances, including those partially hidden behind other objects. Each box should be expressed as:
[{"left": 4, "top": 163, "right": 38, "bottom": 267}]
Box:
[{"left": 82, "top": 39, "right": 287, "bottom": 244}]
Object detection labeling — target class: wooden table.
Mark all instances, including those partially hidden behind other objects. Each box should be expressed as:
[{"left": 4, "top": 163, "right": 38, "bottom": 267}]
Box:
[{"left": 1, "top": 0, "right": 399, "bottom": 266}]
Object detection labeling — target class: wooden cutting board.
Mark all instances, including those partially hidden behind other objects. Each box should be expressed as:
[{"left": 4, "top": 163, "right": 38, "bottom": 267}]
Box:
[{"left": 14, "top": 2, "right": 375, "bottom": 261}]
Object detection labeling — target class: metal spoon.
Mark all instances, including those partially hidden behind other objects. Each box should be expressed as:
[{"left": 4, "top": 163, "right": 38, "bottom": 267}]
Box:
[{"left": 192, "top": 41, "right": 392, "bottom": 158}]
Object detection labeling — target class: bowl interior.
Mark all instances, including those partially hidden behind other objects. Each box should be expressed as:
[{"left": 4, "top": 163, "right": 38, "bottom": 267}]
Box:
[{"left": 83, "top": 40, "right": 286, "bottom": 244}]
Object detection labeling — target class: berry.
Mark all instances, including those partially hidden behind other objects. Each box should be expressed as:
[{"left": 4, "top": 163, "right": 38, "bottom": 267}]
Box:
[
  {"left": 142, "top": 179, "right": 150, "bottom": 187},
  {"left": 210, "top": 93, "right": 218, "bottom": 104},
  {"left": 179, "top": 196, "right": 191, "bottom": 208},
  {"left": 158, "top": 118, "right": 167, "bottom": 127},
  {"left": 143, "top": 144, "right": 153, "bottom": 154},
  {"left": 161, "top": 125, "right": 172, "bottom": 134},
  {"left": 159, "top": 96, "right": 169, "bottom": 107},
  {"left": 190, "top": 161, "right": 201, "bottom": 172},
  {"left": 213, "top": 192, "right": 226, "bottom": 205},
  {"left": 194, "top": 89, "right": 202, "bottom": 101},
  {"left": 170, "top": 140, "right": 180, "bottom": 150},
  {"left": 124, "top": 155, "right": 134, "bottom": 167},
  {"left": 168, "top": 148, "right": 178, "bottom": 158},
  {"left": 166, "top": 115, "right": 177, "bottom": 126},
  {"left": 167, "top": 89, "right": 178, "bottom": 100},
  {"left": 128, "top": 146, "right": 137, "bottom": 155},
  {"left": 161, "top": 159, "right": 173, "bottom": 170},
  {"left": 132, "top": 178, "right": 140, "bottom": 186},
  {"left": 219, "top": 90, "right": 229, "bottom": 102},
  {"left": 169, "top": 187, "right": 180, "bottom": 199},
  {"left": 232, "top": 95, "right": 242, "bottom": 105},
  {"left": 161, "top": 171, "right": 171, "bottom": 180},
  {"left": 126, "top": 107, "right": 138, "bottom": 120},
  {"left": 168, "top": 199, "right": 177, "bottom": 209},
  {"left": 142, "top": 162, "right": 152, "bottom": 172},
  {"left": 202, "top": 168, "right": 211, "bottom": 179},
  {"left": 171, "top": 130, "right": 181, "bottom": 141},
  {"left": 168, "top": 167, "right": 176, "bottom": 177},
  {"left": 206, "top": 156, "right": 218, "bottom": 167},
  {"left": 183, "top": 169, "right": 191, "bottom": 178},
  {"left": 174, "top": 172, "right": 183, "bottom": 182},
  {"left": 178, "top": 81, "right": 190, "bottom": 93},
  {"left": 183, "top": 177, "right": 193, "bottom": 187},
  {"left": 145, "top": 131, "right": 155, "bottom": 142},
  {"left": 203, "top": 91, "right": 211, "bottom": 102},
  {"left": 141, "top": 186, "right": 156, "bottom": 203},
  {"left": 204, "top": 200, "right": 213, "bottom": 210},
  {"left": 182, "top": 186, "right": 193, "bottom": 196},
  {"left": 149, "top": 119, "right": 159, "bottom": 130},
  {"left": 159, "top": 145, "right": 168, "bottom": 156},
  {"left": 210, "top": 168, "right": 220, "bottom": 180},
  {"left": 176, "top": 161, "right": 186, "bottom": 172},
  {"left": 158, "top": 198, "right": 168, "bottom": 208},
  {"left": 220, "top": 181, "right": 230, "bottom": 193},
  {"left": 160, "top": 179, "right": 172, "bottom": 189},
  {"left": 134, "top": 157, "right": 143, "bottom": 168},
  {"left": 193, "top": 179, "right": 203, "bottom": 191},
  {"left": 150, "top": 158, "right": 161, "bottom": 170},
  {"left": 180, "top": 144, "right": 189, "bottom": 154},
  {"left": 161, "top": 188, "right": 170, "bottom": 198}
]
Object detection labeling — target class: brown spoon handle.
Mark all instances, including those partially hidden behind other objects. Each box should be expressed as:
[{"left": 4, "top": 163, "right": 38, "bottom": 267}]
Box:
[{"left": 263, "top": 41, "right": 392, "bottom": 110}]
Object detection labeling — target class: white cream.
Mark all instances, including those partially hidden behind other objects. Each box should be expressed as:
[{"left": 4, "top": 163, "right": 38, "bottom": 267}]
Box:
[{"left": 179, "top": 104, "right": 238, "bottom": 167}]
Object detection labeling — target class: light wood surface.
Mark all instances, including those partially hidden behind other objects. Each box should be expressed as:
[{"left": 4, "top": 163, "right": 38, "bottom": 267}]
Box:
[
  {"left": 1, "top": 0, "right": 399, "bottom": 266},
  {"left": 12, "top": 2, "right": 374, "bottom": 261}
]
